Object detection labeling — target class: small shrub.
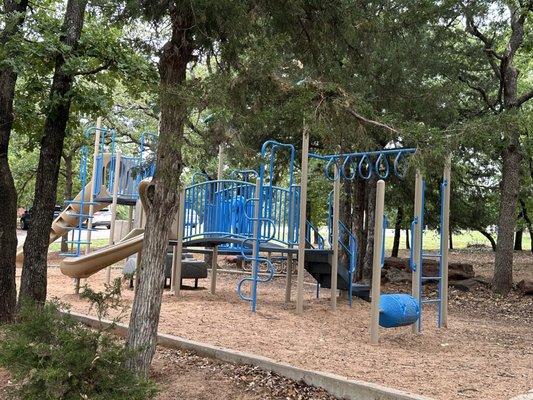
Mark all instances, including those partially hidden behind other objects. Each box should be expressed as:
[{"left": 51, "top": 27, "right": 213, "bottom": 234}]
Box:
[{"left": 0, "top": 300, "right": 157, "bottom": 400}]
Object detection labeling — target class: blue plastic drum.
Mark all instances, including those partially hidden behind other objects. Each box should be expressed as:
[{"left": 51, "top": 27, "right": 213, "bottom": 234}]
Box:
[{"left": 379, "top": 294, "right": 420, "bottom": 328}]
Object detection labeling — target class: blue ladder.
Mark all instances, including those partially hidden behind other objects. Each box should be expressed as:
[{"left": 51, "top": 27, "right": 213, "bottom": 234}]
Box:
[{"left": 417, "top": 178, "right": 448, "bottom": 330}]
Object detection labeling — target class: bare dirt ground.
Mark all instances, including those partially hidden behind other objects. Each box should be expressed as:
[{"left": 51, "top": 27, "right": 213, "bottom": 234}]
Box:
[{"left": 26, "top": 249, "right": 533, "bottom": 400}]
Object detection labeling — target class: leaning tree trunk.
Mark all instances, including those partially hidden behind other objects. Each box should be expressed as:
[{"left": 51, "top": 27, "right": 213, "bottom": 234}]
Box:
[
  {"left": 493, "top": 138, "right": 522, "bottom": 294},
  {"left": 391, "top": 206, "right": 403, "bottom": 257},
  {"left": 19, "top": 0, "right": 87, "bottom": 304},
  {"left": 0, "top": 0, "right": 30, "bottom": 322},
  {"left": 126, "top": 10, "right": 193, "bottom": 376},
  {"left": 478, "top": 228, "right": 497, "bottom": 252}
]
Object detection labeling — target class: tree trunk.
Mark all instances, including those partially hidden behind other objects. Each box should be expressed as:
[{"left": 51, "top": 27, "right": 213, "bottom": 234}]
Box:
[
  {"left": 514, "top": 229, "right": 523, "bottom": 251},
  {"left": 362, "top": 177, "right": 377, "bottom": 281},
  {"left": 352, "top": 179, "right": 366, "bottom": 280},
  {"left": 0, "top": 0, "right": 30, "bottom": 322},
  {"left": 519, "top": 198, "right": 533, "bottom": 254},
  {"left": 391, "top": 206, "right": 403, "bottom": 257},
  {"left": 405, "top": 228, "right": 410, "bottom": 250},
  {"left": 478, "top": 228, "right": 497, "bottom": 251},
  {"left": 19, "top": 0, "right": 87, "bottom": 304},
  {"left": 61, "top": 153, "right": 74, "bottom": 253},
  {"left": 126, "top": 9, "right": 193, "bottom": 376},
  {"left": 449, "top": 229, "right": 453, "bottom": 250},
  {"left": 493, "top": 141, "right": 522, "bottom": 294}
]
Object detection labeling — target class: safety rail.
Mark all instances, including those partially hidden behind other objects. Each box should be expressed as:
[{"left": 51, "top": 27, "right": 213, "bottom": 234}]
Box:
[
  {"left": 182, "top": 179, "right": 299, "bottom": 247},
  {"left": 305, "top": 221, "right": 325, "bottom": 249},
  {"left": 325, "top": 190, "right": 359, "bottom": 305}
]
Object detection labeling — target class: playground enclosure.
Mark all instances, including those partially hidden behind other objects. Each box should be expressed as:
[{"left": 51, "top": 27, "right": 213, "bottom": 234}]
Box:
[{"left": 31, "top": 121, "right": 452, "bottom": 342}]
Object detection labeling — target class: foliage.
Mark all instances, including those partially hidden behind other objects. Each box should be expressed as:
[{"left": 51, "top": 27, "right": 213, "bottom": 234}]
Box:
[{"left": 0, "top": 298, "right": 156, "bottom": 400}]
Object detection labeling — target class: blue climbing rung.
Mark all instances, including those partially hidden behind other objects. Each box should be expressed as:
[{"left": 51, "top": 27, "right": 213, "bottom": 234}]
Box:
[{"left": 421, "top": 276, "right": 441, "bottom": 281}]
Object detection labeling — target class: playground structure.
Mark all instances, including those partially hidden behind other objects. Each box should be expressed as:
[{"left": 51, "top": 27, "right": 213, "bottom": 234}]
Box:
[{"left": 33, "top": 120, "right": 452, "bottom": 343}]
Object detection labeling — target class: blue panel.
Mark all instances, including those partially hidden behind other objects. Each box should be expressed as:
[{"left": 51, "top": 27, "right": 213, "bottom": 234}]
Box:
[{"left": 379, "top": 294, "right": 420, "bottom": 328}]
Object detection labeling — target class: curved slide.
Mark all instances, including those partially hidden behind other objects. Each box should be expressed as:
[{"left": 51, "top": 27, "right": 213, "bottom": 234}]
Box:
[
  {"left": 60, "top": 228, "right": 144, "bottom": 278},
  {"left": 58, "top": 179, "right": 153, "bottom": 279},
  {"left": 16, "top": 179, "right": 111, "bottom": 265}
]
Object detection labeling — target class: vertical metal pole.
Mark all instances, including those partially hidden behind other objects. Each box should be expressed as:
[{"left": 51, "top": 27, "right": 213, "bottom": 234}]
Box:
[
  {"left": 296, "top": 129, "right": 309, "bottom": 315},
  {"left": 370, "top": 180, "right": 386, "bottom": 344},
  {"left": 250, "top": 177, "right": 261, "bottom": 311},
  {"left": 106, "top": 151, "right": 121, "bottom": 284},
  {"left": 86, "top": 117, "right": 102, "bottom": 254},
  {"left": 330, "top": 164, "right": 341, "bottom": 310},
  {"left": 285, "top": 185, "right": 297, "bottom": 303},
  {"left": 412, "top": 171, "right": 423, "bottom": 333},
  {"left": 285, "top": 253, "right": 293, "bottom": 302},
  {"left": 217, "top": 145, "right": 224, "bottom": 180},
  {"left": 128, "top": 206, "right": 133, "bottom": 231},
  {"left": 172, "top": 188, "right": 186, "bottom": 295},
  {"left": 440, "top": 156, "right": 451, "bottom": 327},
  {"left": 210, "top": 246, "right": 219, "bottom": 294}
]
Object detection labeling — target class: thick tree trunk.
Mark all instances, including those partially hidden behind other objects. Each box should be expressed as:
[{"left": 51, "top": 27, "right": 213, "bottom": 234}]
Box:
[
  {"left": 493, "top": 142, "right": 522, "bottom": 294},
  {"left": 0, "top": 0, "right": 29, "bottom": 322},
  {"left": 126, "top": 9, "right": 193, "bottom": 376},
  {"left": 19, "top": 0, "right": 87, "bottom": 304},
  {"left": 478, "top": 228, "right": 497, "bottom": 251},
  {"left": 391, "top": 206, "right": 403, "bottom": 257},
  {"left": 362, "top": 177, "right": 377, "bottom": 281},
  {"left": 514, "top": 229, "right": 523, "bottom": 251}
]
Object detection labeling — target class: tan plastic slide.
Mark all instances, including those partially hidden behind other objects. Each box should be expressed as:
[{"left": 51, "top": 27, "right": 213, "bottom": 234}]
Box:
[
  {"left": 15, "top": 179, "right": 111, "bottom": 265},
  {"left": 60, "top": 228, "right": 144, "bottom": 278},
  {"left": 58, "top": 179, "right": 154, "bottom": 279}
]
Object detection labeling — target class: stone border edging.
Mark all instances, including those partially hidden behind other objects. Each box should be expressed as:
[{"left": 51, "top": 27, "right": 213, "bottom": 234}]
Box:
[{"left": 65, "top": 310, "right": 433, "bottom": 400}]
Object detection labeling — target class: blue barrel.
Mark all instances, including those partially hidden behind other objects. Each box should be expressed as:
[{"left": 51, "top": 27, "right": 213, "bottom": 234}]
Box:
[{"left": 379, "top": 294, "right": 420, "bottom": 328}]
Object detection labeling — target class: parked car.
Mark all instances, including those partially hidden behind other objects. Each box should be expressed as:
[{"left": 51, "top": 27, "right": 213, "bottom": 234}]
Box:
[
  {"left": 92, "top": 210, "right": 112, "bottom": 229},
  {"left": 19, "top": 206, "right": 62, "bottom": 230}
]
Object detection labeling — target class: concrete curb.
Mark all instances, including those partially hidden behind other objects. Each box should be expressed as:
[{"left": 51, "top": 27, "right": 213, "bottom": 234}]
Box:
[{"left": 65, "top": 311, "right": 433, "bottom": 400}]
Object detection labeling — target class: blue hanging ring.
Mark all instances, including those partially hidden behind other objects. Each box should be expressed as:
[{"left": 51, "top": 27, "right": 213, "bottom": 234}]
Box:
[
  {"left": 324, "top": 157, "right": 338, "bottom": 181},
  {"left": 393, "top": 151, "right": 408, "bottom": 179},
  {"left": 358, "top": 154, "right": 373, "bottom": 180},
  {"left": 375, "top": 153, "right": 390, "bottom": 179},
  {"left": 342, "top": 155, "right": 357, "bottom": 180}
]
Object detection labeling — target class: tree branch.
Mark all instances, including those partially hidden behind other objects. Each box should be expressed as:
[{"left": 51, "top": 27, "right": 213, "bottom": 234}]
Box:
[
  {"left": 458, "top": 75, "right": 499, "bottom": 112},
  {"left": 465, "top": 16, "right": 502, "bottom": 80},
  {"left": 342, "top": 106, "right": 400, "bottom": 135},
  {"left": 74, "top": 61, "right": 113, "bottom": 76},
  {"left": 516, "top": 88, "right": 533, "bottom": 107}
]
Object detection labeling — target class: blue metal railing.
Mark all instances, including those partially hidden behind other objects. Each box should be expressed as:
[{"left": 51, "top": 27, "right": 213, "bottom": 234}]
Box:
[{"left": 305, "top": 221, "right": 325, "bottom": 249}]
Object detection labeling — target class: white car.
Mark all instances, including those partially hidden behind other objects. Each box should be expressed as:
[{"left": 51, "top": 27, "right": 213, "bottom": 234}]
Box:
[{"left": 92, "top": 210, "right": 112, "bottom": 229}]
